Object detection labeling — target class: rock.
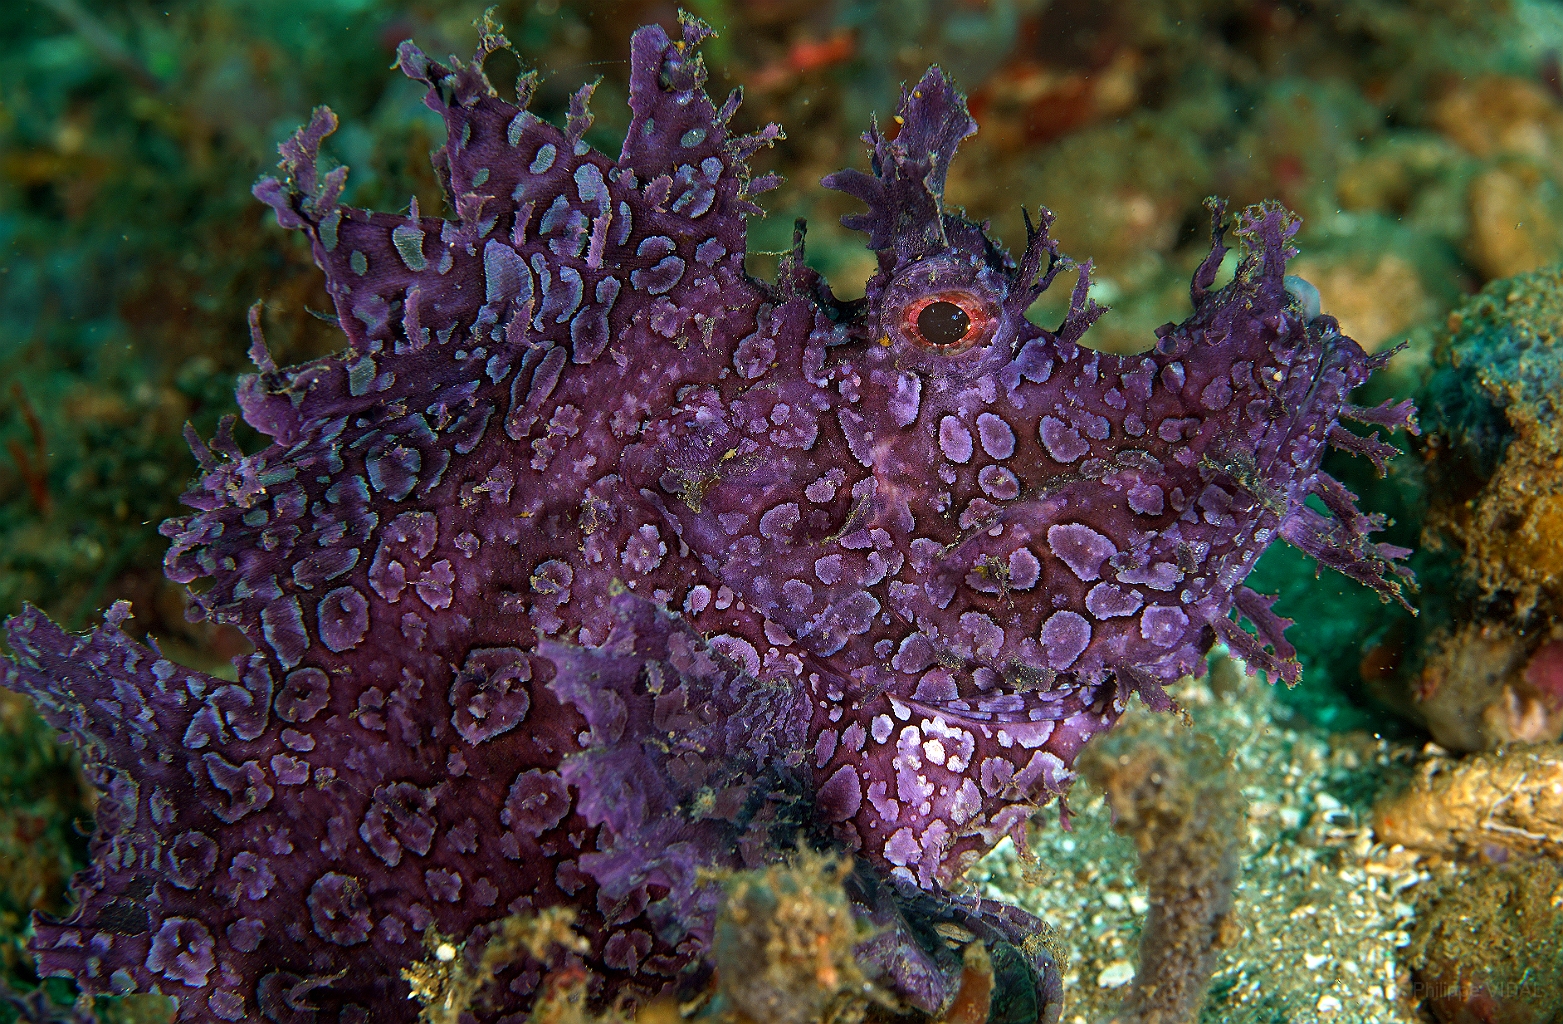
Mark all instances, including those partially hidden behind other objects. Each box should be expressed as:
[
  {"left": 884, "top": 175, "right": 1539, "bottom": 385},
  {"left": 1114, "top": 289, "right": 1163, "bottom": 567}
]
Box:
[
  {"left": 1377, "top": 266, "right": 1563, "bottom": 751},
  {"left": 1406, "top": 859, "right": 1563, "bottom": 1024},
  {"left": 1373, "top": 742, "right": 1563, "bottom": 859},
  {"left": 1411, "top": 624, "right": 1563, "bottom": 751}
]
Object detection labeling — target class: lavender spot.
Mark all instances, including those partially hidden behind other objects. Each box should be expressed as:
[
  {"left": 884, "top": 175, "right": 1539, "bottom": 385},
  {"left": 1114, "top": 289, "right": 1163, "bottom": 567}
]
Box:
[
  {"left": 366, "top": 442, "right": 421, "bottom": 502},
  {"left": 884, "top": 827, "right": 919, "bottom": 866},
  {"left": 1041, "top": 611, "right": 1091, "bottom": 669},
  {"left": 451, "top": 648, "right": 532, "bottom": 745},
  {"left": 503, "top": 769, "right": 572, "bottom": 837},
  {"left": 227, "top": 918, "right": 265, "bottom": 954},
  {"left": 1127, "top": 482, "right": 1166, "bottom": 516},
  {"left": 621, "top": 524, "right": 666, "bottom": 573},
  {"left": 818, "top": 765, "right": 862, "bottom": 822},
  {"left": 425, "top": 868, "right": 462, "bottom": 903},
  {"left": 631, "top": 255, "right": 686, "bottom": 294},
  {"left": 1040, "top": 416, "right": 1088, "bottom": 463},
  {"left": 260, "top": 596, "right": 308, "bottom": 670},
  {"left": 308, "top": 872, "right": 373, "bottom": 947},
  {"left": 1008, "top": 548, "right": 1042, "bottom": 590},
  {"left": 317, "top": 586, "right": 370, "bottom": 653},
  {"left": 889, "top": 372, "right": 922, "bottom": 427},
  {"left": 145, "top": 918, "right": 215, "bottom": 988},
  {"left": 733, "top": 330, "right": 775, "bottom": 379},
  {"left": 1118, "top": 561, "right": 1184, "bottom": 592},
  {"left": 1047, "top": 523, "right": 1118, "bottom": 581},
  {"left": 1085, "top": 582, "right": 1143, "bottom": 619},
  {"left": 1140, "top": 605, "right": 1190, "bottom": 648},
  {"left": 759, "top": 502, "right": 800, "bottom": 541},
  {"left": 603, "top": 930, "right": 651, "bottom": 973},
  {"left": 938, "top": 416, "right": 974, "bottom": 464},
  {"left": 1013, "top": 339, "right": 1053, "bottom": 382},
  {"left": 275, "top": 667, "right": 330, "bottom": 724},
  {"left": 978, "top": 464, "right": 1020, "bottom": 501},
  {"left": 1201, "top": 376, "right": 1233, "bottom": 410},
  {"left": 168, "top": 831, "right": 218, "bottom": 889},
  {"left": 229, "top": 851, "right": 277, "bottom": 901},
  {"left": 709, "top": 634, "right": 762, "bottom": 675},
  {"left": 976, "top": 412, "right": 1016, "bottom": 459}
]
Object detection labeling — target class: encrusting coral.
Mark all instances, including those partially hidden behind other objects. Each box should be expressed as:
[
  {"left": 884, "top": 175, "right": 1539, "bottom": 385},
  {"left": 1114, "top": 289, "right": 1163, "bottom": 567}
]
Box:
[{"left": 0, "top": 12, "right": 1416, "bottom": 1023}]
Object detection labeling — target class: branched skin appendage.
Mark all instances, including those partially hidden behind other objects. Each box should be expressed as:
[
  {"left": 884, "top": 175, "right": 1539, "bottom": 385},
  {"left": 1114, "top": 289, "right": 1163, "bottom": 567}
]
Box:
[{"left": 0, "top": 15, "right": 1412, "bottom": 1024}]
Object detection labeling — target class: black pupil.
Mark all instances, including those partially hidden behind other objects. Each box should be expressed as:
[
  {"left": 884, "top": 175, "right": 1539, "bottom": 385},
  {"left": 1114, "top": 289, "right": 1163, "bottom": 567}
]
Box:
[{"left": 917, "top": 301, "right": 971, "bottom": 346}]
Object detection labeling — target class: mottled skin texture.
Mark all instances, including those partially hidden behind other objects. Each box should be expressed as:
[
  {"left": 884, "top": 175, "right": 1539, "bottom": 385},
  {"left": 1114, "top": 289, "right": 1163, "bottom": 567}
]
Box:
[{"left": 1, "top": 16, "right": 1414, "bottom": 1024}]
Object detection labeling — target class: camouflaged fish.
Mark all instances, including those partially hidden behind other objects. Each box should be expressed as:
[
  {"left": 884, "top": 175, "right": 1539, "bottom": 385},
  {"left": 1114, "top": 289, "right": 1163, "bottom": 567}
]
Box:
[{"left": 1, "top": 14, "right": 1415, "bottom": 1024}]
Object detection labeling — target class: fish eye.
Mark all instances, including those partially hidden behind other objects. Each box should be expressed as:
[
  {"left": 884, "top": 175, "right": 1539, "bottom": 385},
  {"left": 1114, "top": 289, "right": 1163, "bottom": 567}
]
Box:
[
  {"left": 903, "top": 291, "right": 991, "bottom": 352},
  {"left": 918, "top": 301, "right": 970, "bottom": 346}
]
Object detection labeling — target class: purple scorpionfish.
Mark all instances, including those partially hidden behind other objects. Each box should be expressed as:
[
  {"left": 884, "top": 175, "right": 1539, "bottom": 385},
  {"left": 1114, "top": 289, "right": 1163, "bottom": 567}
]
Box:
[{"left": 1, "top": 16, "right": 1415, "bottom": 1024}]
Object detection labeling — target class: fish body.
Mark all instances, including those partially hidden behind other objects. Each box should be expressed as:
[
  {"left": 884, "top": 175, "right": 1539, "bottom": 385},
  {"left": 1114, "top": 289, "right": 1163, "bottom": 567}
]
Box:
[{"left": 1, "top": 16, "right": 1413, "bottom": 1023}]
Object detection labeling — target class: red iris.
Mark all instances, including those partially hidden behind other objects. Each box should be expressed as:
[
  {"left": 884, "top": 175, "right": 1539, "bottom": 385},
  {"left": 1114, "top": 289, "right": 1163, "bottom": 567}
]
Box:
[{"left": 902, "top": 291, "right": 992, "bottom": 351}]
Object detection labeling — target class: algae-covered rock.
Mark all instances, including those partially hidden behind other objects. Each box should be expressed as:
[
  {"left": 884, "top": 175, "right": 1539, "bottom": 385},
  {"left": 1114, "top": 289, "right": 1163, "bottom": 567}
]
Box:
[
  {"left": 1406, "top": 858, "right": 1563, "bottom": 1024},
  {"left": 1381, "top": 266, "right": 1563, "bottom": 750},
  {"left": 708, "top": 854, "right": 874, "bottom": 1024},
  {"left": 1424, "top": 267, "right": 1563, "bottom": 614}
]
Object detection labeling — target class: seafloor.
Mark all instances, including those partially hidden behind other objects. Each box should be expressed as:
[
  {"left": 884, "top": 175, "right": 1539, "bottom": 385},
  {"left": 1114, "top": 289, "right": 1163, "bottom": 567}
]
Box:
[{"left": 2, "top": 1, "right": 1562, "bottom": 1022}]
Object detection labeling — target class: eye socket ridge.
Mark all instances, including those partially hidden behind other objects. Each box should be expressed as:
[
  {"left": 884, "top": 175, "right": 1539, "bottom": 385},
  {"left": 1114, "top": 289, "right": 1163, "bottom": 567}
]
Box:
[{"left": 902, "top": 291, "right": 994, "bottom": 352}]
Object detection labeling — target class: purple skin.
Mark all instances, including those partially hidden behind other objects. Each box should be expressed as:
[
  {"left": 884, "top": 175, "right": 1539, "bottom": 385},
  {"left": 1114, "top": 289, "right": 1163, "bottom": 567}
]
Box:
[{"left": 1, "top": 15, "right": 1415, "bottom": 1024}]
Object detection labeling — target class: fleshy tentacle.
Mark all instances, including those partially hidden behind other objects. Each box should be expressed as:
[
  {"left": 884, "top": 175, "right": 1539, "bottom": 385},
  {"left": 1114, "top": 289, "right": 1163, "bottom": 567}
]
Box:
[{"left": 821, "top": 67, "right": 977, "bottom": 267}]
